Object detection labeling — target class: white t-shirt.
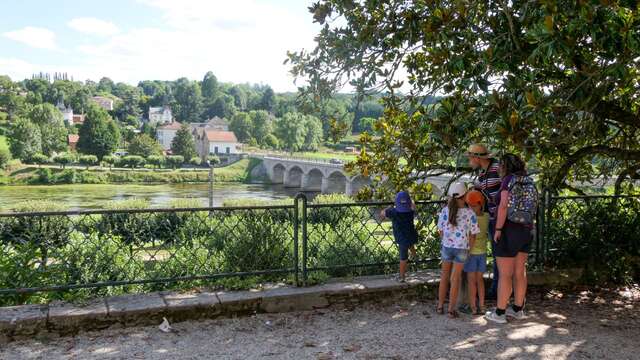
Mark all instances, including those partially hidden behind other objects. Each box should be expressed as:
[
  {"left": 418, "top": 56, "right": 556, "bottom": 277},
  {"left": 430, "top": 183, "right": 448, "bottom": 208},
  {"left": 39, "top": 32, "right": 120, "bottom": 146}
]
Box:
[{"left": 437, "top": 207, "right": 480, "bottom": 249}]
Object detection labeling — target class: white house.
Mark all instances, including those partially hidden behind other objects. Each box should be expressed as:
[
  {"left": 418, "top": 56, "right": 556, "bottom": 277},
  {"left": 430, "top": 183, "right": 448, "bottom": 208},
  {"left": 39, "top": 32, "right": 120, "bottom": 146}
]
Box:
[
  {"left": 57, "top": 101, "right": 74, "bottom": 125},
  {"left": 148, "top": 106, "right": 173, "bottom": 125},
  {"left": 194, "top": 128, "right": 240, "bottom": 159},
  {"left": 156, "top": 121, "right": 182, "bottom": 150}
]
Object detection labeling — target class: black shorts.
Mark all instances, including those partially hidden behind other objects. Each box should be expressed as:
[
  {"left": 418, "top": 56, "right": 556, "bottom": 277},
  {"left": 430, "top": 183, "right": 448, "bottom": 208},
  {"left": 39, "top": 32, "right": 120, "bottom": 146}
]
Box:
[{"left": 494, "top": 222, "right": 532, "bottom": 258}]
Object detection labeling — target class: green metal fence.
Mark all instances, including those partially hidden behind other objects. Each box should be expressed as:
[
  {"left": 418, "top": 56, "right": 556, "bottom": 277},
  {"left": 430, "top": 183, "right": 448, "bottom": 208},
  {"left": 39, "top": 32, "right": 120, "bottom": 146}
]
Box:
[{"left": 1, "top": 193, "right": 638, "bottom": 304}]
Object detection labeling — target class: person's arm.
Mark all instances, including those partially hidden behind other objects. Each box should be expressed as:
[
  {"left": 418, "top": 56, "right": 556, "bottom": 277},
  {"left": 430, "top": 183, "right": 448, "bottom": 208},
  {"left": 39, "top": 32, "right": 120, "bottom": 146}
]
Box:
[
  {"left": 468, "top": 233, "right": 476, "bottom": 251},
  {"left": 494, "top": 190, "right": 509, "bottom": 241},
  {"left": 380, "top": 206, "right": 392, "bottom": 221}
]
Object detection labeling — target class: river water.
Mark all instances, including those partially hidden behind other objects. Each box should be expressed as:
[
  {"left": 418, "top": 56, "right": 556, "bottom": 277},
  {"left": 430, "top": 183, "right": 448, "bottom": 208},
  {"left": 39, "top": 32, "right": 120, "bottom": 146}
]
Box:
[{"left": 0, "top": 183, "right": 316, "bottom": 211}]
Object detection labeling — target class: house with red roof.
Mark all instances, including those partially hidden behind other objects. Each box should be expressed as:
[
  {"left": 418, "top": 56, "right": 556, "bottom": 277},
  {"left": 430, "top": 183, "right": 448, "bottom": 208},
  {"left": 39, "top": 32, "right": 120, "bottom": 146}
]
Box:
[{"left": 194, "top": 128, "right": 241, "bottom": 160}]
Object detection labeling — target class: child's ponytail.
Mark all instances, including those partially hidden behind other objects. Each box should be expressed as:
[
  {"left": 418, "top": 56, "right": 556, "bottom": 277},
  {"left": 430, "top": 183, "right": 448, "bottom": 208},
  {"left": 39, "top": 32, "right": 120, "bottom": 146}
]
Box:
[{"left": 448, "top": 197, "right": 459, "bottom": 227}]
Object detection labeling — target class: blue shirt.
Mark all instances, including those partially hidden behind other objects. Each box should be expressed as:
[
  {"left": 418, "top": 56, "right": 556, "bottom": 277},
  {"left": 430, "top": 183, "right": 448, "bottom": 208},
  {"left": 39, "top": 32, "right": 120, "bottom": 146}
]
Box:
[{"left": 385, "top": 208, "right": 418, "bottom": 246}]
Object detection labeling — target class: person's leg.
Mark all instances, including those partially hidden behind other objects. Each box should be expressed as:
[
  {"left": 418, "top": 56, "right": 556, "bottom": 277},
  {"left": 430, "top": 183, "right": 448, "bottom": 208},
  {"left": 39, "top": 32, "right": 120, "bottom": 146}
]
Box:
[
  {"left": 477, "top": 272, "right": 485, "bottom": 311},
  {"left": 496, "top": 257, "right": 515, "bottom": 310},
  {"left": 513, "top": 252, "right": 528, "bottom": 307},
  {"left": 409, "top": 245, "right": 417, "bottom": 259},
  {"left": 488, "top": 220, "right": 499, "bottom": 297},
  {"left": 448, "top": 262, "right": 465, "bottom": 313},
  {"left": 438, "top": 261, "right": 452, "bottom": 311},
  {"left": 467, "top": 272, "right": 477, "bottom": 313},
  {"left": 399, "top": 260, "right": 407, "bottom": 279}
]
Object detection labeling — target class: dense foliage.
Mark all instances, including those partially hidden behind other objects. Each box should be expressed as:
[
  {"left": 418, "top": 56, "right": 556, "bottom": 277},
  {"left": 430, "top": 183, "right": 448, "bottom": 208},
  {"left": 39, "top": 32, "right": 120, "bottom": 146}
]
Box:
[{"left": 290, "top": 0, "right": 640, "bottom": 197}]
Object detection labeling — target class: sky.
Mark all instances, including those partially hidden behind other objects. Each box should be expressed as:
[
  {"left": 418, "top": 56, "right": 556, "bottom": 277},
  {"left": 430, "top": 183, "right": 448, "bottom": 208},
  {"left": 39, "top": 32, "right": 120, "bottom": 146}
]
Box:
[{"left": 0, "top": 0, "right": 321, "bottom": 92}]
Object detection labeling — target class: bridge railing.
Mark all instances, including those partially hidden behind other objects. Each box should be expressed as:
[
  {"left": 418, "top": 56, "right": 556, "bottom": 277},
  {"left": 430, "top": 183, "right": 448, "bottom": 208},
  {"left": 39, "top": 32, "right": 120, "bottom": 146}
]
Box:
[{"left": 1, "top": 193, "right": 638, "bottom": 305}]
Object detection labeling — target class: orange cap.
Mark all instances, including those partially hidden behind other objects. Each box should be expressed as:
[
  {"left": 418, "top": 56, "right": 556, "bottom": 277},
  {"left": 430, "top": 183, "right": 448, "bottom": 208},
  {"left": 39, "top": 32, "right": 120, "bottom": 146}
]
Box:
[{"left": 465, "top": 190, "right": 485, "bottom": 207}]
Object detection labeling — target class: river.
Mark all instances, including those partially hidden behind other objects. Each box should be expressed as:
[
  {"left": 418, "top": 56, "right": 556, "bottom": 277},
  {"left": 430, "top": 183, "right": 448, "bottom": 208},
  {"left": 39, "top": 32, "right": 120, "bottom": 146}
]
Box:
[{"left": 0, "top": 183, "right": 317, "bottom": 211}]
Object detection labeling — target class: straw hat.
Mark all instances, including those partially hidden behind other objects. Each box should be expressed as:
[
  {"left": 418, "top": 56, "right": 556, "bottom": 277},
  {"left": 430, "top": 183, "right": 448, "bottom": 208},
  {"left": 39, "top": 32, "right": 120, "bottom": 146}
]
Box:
[{"left": 464, "top": 144, "right": 494, "bottom": 159}]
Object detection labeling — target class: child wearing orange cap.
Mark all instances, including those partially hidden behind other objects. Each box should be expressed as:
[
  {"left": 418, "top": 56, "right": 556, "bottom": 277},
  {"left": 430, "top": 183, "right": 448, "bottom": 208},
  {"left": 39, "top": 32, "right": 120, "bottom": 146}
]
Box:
[{"left": 464, "top": 190, "right": 490, "bottom": 315}]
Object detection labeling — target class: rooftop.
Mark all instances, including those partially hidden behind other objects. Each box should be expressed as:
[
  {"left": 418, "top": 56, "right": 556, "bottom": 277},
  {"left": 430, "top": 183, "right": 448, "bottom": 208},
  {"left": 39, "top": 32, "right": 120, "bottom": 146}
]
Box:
[
  {"left": 206, "top": 130, "right": 238, "bottom": 143},
  {"left": 158, "top": 121, "right": 182, "bottom": 130}
]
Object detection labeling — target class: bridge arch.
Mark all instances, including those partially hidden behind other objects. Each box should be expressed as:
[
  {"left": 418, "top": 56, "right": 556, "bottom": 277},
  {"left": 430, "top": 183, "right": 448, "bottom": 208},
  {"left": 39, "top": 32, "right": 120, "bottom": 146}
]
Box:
[
  {"left": 323, "top": 170, "right": 348, "bottom": 194},
  {"left": 350, "top": 175, "right": 370, "bottom": 196},
  {"left": 271, "top": 163, "right": 286, "bottom": 184},
  {"left": 302, "top": 168, "right": 324, "bottom": 191},
  {"left": 284, "top": 165, "right": 304, "bottom": 188}
]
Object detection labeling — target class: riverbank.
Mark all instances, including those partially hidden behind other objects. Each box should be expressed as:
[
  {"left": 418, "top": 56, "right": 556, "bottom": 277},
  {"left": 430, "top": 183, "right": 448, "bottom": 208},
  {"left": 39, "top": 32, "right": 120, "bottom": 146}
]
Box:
[{"left": 0, "top": 158, "right": 264, "bottom": 185}]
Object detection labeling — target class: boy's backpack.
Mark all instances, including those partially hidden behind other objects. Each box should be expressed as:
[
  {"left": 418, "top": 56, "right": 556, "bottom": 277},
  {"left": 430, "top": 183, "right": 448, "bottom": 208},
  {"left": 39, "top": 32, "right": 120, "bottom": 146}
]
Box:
[{"left": 507, "top": 175, "right": 538, "bottom": 225}]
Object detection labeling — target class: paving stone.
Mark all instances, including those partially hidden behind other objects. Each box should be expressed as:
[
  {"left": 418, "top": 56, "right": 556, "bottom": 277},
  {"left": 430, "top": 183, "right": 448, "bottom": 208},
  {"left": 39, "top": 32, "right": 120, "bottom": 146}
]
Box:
[
  {"left": 47, "top": 299, "right": 109, "bottom": 333},
  {"left": 106, "top": 293, "right": 166, "bottom": 326},
  {"left": 162, "top": 291, "right": 221, "bottom": 322},
  {"left": 0, "top": 304, "right": 48, "bottom": 336}
]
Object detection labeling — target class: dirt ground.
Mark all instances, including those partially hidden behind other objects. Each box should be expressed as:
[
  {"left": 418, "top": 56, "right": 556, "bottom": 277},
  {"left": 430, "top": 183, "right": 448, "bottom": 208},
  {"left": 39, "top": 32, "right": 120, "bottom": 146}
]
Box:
[{"left": 2, "top": 286, "right": 639, "bottom": 360}]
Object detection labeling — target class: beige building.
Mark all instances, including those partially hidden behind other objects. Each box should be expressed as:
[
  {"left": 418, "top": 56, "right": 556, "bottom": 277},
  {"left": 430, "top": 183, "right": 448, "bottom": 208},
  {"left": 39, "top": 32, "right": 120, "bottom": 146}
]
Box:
[{"left": 90, "top": 96, "right": 115, "bottom": 111}]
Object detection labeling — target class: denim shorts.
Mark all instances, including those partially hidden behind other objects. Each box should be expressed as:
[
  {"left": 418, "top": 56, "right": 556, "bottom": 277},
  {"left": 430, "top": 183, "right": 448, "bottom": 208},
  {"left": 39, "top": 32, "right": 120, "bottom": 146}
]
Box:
[
  {"left": 441, "top": 246, "right": 468, "bottom": 264},
  {"left": 464, "top": 254, "right": 487, "bottom": 273}
]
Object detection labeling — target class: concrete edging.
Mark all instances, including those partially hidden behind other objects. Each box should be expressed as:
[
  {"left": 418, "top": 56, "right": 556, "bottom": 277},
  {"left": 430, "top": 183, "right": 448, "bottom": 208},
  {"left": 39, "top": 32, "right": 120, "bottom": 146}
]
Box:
[{"left": 0, "top": 269, "right": 582, "bottom": 338}]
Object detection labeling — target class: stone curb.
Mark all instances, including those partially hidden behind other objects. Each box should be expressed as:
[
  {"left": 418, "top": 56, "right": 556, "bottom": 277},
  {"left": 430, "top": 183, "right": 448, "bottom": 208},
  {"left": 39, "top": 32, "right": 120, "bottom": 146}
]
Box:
[{"left": 0, "top": 269, "right": 581, "bottom": 338}]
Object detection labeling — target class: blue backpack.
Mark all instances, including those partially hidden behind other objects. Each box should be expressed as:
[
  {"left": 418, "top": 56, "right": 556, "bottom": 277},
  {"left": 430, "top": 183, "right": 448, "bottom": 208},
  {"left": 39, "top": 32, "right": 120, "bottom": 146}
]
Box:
[{"left": 507, "top": 175, "right": 538, "bottom": 225}]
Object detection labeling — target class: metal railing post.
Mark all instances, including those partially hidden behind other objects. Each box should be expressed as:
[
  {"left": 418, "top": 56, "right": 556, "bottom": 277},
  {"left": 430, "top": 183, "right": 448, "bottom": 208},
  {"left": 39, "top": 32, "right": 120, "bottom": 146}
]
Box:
[
  {"left": 293, "top": 194, "right": 300, "bottom": 287},
  {"left": 300, "top": 194, "right": 308, "bottom": 286}
]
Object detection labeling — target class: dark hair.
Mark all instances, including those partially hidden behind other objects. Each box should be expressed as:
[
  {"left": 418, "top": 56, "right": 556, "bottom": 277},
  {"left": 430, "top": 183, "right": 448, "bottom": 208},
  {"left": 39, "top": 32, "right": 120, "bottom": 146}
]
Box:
[
  {"left": 447, "top": 197, "right": 461, "bottom": 226},
  {"left": 500, "top": 153, "right": 526, "bottom": 177}
]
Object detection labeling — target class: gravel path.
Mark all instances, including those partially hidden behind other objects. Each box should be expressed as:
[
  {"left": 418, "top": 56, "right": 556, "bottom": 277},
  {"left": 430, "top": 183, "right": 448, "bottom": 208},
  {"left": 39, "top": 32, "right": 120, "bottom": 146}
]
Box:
[{"left": 2, "top": 287, "right": 638, "bottom": 360}]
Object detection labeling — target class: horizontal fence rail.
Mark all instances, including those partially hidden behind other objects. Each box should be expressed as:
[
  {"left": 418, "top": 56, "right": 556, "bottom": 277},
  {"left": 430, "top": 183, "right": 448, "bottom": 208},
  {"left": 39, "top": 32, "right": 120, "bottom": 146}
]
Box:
[{"left": 1, "top": 193, "right": 638, "bottom": 306}]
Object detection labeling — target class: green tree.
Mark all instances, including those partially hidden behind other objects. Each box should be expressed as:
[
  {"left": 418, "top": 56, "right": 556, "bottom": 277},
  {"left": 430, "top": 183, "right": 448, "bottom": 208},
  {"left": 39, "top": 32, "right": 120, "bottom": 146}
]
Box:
[
  {"left": 173, "top": 78, "right": 203, "bottom": 122},
  {"left": 79, "top": 155, "right": 99, "bottom": 170},
  {"left": 0, "top": 75, "right": 26, "bottom": 120},
  {"left": 328, "top": 118, "right": 350, "bottom": 144},
  {"left": 122, "top": 155, "right": 145, "bottom": 168},
  {"left": 263, "top": 133, "right": 279, "bottom": 149},
  {"left": 290, "top": 0, "right": 640, "bottom": 197},
  {"left": 189, "top": 157, "right": 201, "bottom": 166},
  {"left": 102, "top": 155, "right": 119, "bottom": 169},
  {"left": 249, "top": 110, "right": 273, "bottom": 145},
  {"left": 259, "top": 86, "right": 275, "bottom": 113},
  {"left": 303, "top": 115, "right": 323, "bottom": 151},
  {"left": 358, "top": 117, "right": 378, "bottom": 134},
  {"left": 9, "top": 118, "right": 42, "bottom": 161},
  {"left": 28, "top": 103, "right": 67, "bottom": 155},
  {"left": 201, "top": 71, "right": 219, "bottom": 99},
  {"left": 77, "top": 104, "right": 120, "bottom": 160},
  {"left": 53, "top": 152, "right": 76, "bottom": 169},
  {"left": 166, "top": 155, "right": 184, "bottom": 169},
  {"left": 147, "top": 155, "right": 165, "bottom": 169},
  {"left": 230, "top": 112, "right": 253, "bottom": 143},
  {"left": 207, "top": 94, "right": 236, "bottom": 119},
  {"left": 170, "top": 124, "right": 197, "bottom": 160},
  {"left": 30, "top": 153, "right": 50, "bottom": 167},
  {"left": 274, "top": 113, "right": 306, "bottom": 153},
  {"left": 128, "top": 134, "right": 163, "bottom": 157}
]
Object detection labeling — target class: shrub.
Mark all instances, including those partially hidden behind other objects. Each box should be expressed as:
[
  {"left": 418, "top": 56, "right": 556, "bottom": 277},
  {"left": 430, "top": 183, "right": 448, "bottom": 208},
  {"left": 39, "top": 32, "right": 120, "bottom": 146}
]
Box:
[
  {"left": 166, "top": 155, "right": 184, "bottom": 169},
  {"left": 0, "top": 140, "right": 12, "bottom": 169},
  {"left": 79, "top": 155, "right": 99, "bottom": 170},
  {"left": 546, "top": 197, "right": 640, "bottom": 284},
  {"left": 207, "top": 155, "right": 220, "bottom": 166},
  {"left": 189, "top": 157, "right": 202, "bottom": 166},
  {"left": 147, "top": 155, "right": 165, "bottom": 169},
  {"left": 53, "top": 152, "right": 76, "bottom": 169},
  {"left": 98, "top": 199, "right": 152, "bottom": 246},
  {"left": 102, "top": 155, "right": 120, "bottom": 169},
  {"left": 122, "top": 155, "right": 146, "bottom": 168},
  {"left": 30, "top": 153, "right": 50, "bottom": 166}
]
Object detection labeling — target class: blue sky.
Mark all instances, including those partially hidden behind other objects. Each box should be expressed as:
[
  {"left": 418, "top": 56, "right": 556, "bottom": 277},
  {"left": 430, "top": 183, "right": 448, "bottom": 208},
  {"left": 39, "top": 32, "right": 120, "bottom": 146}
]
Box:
[{"left": 0, "top": 0, "right": 319, "bottom": 91}]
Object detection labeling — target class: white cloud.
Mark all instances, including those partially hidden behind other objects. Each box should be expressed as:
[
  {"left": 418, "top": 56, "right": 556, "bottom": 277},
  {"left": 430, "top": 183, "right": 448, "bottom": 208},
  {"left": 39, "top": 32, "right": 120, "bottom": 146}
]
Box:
[
  {"left": 68, "top": 17, "right": 119, "bottom": 36},
  {"left": 3, "top": 26, "right": 56, "bottom": 50}
]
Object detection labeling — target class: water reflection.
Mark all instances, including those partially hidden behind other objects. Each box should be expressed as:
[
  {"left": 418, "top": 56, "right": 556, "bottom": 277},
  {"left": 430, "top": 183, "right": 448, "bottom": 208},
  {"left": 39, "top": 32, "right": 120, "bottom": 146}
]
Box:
[{"left": 0, "top": 183, "right": 320, "bottom": 211}]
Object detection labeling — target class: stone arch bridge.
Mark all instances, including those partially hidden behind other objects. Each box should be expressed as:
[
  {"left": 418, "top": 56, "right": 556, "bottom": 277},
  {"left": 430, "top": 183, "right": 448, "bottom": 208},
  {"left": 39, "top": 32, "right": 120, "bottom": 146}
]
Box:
[{"left": 261, "top": 156, "right": 468, "bottom": 196}]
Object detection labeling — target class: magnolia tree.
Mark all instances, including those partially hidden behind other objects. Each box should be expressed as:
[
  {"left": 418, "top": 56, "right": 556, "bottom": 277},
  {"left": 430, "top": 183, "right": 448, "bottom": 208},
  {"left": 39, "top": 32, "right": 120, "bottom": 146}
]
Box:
[{"left": 289, "top": 1, "right": 640, "bottom": 197}]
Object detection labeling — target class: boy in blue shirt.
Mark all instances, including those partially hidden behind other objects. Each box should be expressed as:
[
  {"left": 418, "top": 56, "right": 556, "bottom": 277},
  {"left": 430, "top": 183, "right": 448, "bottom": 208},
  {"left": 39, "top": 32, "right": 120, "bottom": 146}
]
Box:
[{"left": 380, "top": 191, "right": 419, "bottom": 282}]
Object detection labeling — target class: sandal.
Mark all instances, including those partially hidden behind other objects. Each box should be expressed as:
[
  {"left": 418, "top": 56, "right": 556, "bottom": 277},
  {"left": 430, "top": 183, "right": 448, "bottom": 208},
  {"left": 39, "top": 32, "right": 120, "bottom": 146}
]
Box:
[
  {"left": 436, "top": 306, "right": 444, "bottom": 315},
  {"left": 448, "top": 310, "right": 459, "bottom": 319}
]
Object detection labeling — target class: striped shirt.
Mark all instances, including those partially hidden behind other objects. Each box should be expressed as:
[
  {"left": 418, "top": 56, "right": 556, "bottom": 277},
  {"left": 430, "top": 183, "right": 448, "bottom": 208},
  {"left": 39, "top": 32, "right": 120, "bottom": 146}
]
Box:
[{"left": 473, "top": 158, "right": 501, "bottom": 219}]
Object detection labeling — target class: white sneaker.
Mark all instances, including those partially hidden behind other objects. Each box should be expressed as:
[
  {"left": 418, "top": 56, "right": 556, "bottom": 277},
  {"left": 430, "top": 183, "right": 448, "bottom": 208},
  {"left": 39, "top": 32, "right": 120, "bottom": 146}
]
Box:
[
  {"left": 506, "top": 306, "right": 525, "bottom": 320},
  {"left": 484, "top": 309, "right": 507, "bottom": 324}
]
